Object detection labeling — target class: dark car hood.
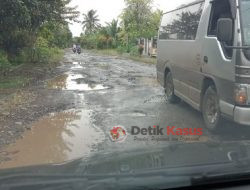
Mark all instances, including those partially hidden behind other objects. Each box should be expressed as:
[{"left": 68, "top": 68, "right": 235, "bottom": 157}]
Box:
[
  {"left": 1, "top": 141, "right": 250, "bottom": 189},
  {"left": 1, "top": 141, "right": 250, "bottom": 176}
]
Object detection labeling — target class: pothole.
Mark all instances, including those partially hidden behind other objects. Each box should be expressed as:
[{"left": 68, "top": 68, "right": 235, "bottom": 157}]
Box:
[
  {"left": 46, "top": 73, "right": 111, "bottom": 91},
  {"left": 0, "top": 109, "right": 105, "bottom": 169},
  {"left": 72, "top": 65, "right": 84, "bottom": 69}
]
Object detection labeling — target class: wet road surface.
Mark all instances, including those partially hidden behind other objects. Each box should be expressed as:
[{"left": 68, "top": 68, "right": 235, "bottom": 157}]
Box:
[{"left": 1, "top": 50, "right": 250, "bottom": 169}]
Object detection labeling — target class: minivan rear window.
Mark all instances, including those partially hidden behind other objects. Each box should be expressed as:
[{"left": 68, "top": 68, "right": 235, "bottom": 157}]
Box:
[{"left": 159, "top": 2, "right": 204, "bottom": 40}]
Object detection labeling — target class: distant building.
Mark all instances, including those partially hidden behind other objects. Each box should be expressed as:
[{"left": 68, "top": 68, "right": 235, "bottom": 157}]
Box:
[{"left": 138, "top": 37, "right": 158, "bottom": 57}]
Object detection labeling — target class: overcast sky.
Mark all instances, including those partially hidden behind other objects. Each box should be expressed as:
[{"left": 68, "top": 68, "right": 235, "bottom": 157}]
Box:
[{"left": 69, "top": 0, "right": 190, "bottom": 37}]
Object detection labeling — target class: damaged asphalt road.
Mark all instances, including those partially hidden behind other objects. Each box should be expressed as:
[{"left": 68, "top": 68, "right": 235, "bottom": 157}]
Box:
[{"left": 1, "top": 49, "right": 250, "bottom": 168}]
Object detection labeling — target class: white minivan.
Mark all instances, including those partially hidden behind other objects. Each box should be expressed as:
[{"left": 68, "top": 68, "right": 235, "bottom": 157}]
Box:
[{"left": 157, "top": 0, "right": 250, "bottom": 130}]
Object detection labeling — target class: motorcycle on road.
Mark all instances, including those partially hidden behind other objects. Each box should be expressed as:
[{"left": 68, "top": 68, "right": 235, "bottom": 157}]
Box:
[{"left": 77, "top": 47, "right": 81, "bottom": 54}]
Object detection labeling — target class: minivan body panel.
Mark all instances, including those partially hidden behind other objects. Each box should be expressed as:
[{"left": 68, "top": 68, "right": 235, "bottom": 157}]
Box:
[
  {"left": 157, "top": 0, "right": 250, "bottom": 125},
  {"left": 158, "top": 40, "right": 203, "bottom": 109}
]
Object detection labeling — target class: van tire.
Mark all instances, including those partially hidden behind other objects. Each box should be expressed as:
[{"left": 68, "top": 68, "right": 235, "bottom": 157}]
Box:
[
  {"left": 202, "top": 86, "right": 222, "bottom": 131},
  {"left": 165, "top": 72, "right": 180, "bottom": 104}
]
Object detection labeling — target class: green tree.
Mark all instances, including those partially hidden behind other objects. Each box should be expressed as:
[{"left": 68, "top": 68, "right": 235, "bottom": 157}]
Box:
[
  {"left": 38, "top": 22, "right": 73, "bottom": 48},
  {"left": 0, "top": 0, "right": 79, "bottom": 55},
  {"left": 106, "top": 19, "right": 120, "bottom": 47},
  {"left": 97, "top": 27, "right": 112, "bottom": 49},
  {"left": 120, "top": 0, "right": 162, "bottom": 51},
  {"left": 121, "top": 0, "right": 153, "bottom": 38},
  {"left": 82, "top": 10, "right": 101, "bottom": 34},
  {"left": 149, "top": 9, "right": 163, "bottom": 37}
]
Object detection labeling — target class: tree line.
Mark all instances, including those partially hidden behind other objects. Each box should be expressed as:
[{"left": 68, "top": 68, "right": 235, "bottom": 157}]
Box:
[
  {"left": 0, "top": 0, "right": 163, "bottom": 75},
  {"left": 76, "top": 0, "right": 162, "bottom": 55},
  {"left": 0, "top": 0, "right": 79, "bottom": 75}
]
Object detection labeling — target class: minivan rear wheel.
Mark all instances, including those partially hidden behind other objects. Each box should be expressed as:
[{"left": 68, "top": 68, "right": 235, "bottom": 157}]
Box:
[
  {"left": 202, "top": 86, "right": 222, "bottom": 131},
  {"left": 165, "top": 72, "right": 180, "bottom": 104}
]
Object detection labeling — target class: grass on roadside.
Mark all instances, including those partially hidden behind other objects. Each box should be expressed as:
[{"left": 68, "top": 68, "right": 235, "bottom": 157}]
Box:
[
  {"left": 125, "top": 55, "right": 157, "bottom": 65},
  {"left": 0, "top": 76, "right": 31, "bottom": 89},
  {"left": 0, "top": 48, "right": 64, "bottom": 89},
  {"left": 90, "top": 49, "right": 119, "bottom": 56},
  {"left": 89, "top": 49, "right": 157, "bottom": 64}
]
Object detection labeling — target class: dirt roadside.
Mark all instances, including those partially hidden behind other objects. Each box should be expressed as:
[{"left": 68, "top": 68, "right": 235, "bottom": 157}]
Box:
[
  {"left": 0, "top": 53, "right": 73, "bottom": 152},
  {"left": 0, "top": 49, "right": 157, "bottom": 161}
]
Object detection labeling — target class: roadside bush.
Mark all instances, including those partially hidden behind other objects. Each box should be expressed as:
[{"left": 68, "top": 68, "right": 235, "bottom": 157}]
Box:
[
  {"left": 130, "top": 45, "right": 139, "bottom": 56},
  {"left": 96, "top": 36, "right": 113, "bottom": 49},
  {"left": 34, "top": 47, "right": 51, "bottom": 63},
  {"left": 96, "top": 35, "right": 107, "bottom": 49},
  {"left": 117, "top": 45, "right": 128, "bottom": 54},
  {"left": 30, "top": 37, "right": 63, "bottom": 64},
  {"left": 35, "top": 37, "right": 49, "bottom": 48},
  {"left": 49, "top": 48, "right": 64, "bottom": 63},
  {"left": 6, "top": 37, "right": 64, "bottom": 66},
  {"left": 80, "top": 35, "right": 97, "bottom": 49},
  {"left": 9, "top": 48, "right": 31, "bottom": 65},
  {"left": 0, "top": 51, "right": 11, "bottom": 75},
  {"left": 33, "top": 47, "right": 63, "bottom": 64}
]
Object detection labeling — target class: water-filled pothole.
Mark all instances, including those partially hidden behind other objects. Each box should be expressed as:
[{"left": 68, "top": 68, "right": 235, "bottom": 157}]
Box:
[
  {"left": 47, "top": 73, "right": 111, "bottom": 91},
  {"left": 0, "top": 109, "right": 105, "bottom": 169}
]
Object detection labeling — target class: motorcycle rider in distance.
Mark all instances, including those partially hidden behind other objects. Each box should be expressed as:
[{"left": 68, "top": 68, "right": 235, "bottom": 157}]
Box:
[
  {"left": 76, "top": 44, "right": 81, "bottom": 54},
  {"left": 72, "top": 44, "right": 77, "bottom": 53}
]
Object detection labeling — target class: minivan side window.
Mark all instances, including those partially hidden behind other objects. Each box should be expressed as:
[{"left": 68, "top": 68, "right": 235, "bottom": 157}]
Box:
[
  {"left": 207, "top": 0, "right": 233, "bottom": 57},
  {"left": 159, "top": 2, "right": 204, "bottom": 40},
  {"left": 208, "top": 0, "right": 233, "bottom": 36}
]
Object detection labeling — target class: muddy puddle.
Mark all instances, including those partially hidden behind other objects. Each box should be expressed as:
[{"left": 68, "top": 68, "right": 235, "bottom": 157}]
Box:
[
  {"left": 72, "top": 65, "right": 84, "bottom": 69},
  {"left": 46, "top": 73, "right": 110, "bottom": 91},
  {"left": 0, "top": 109, "right": 105, "bottom": 169}
]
